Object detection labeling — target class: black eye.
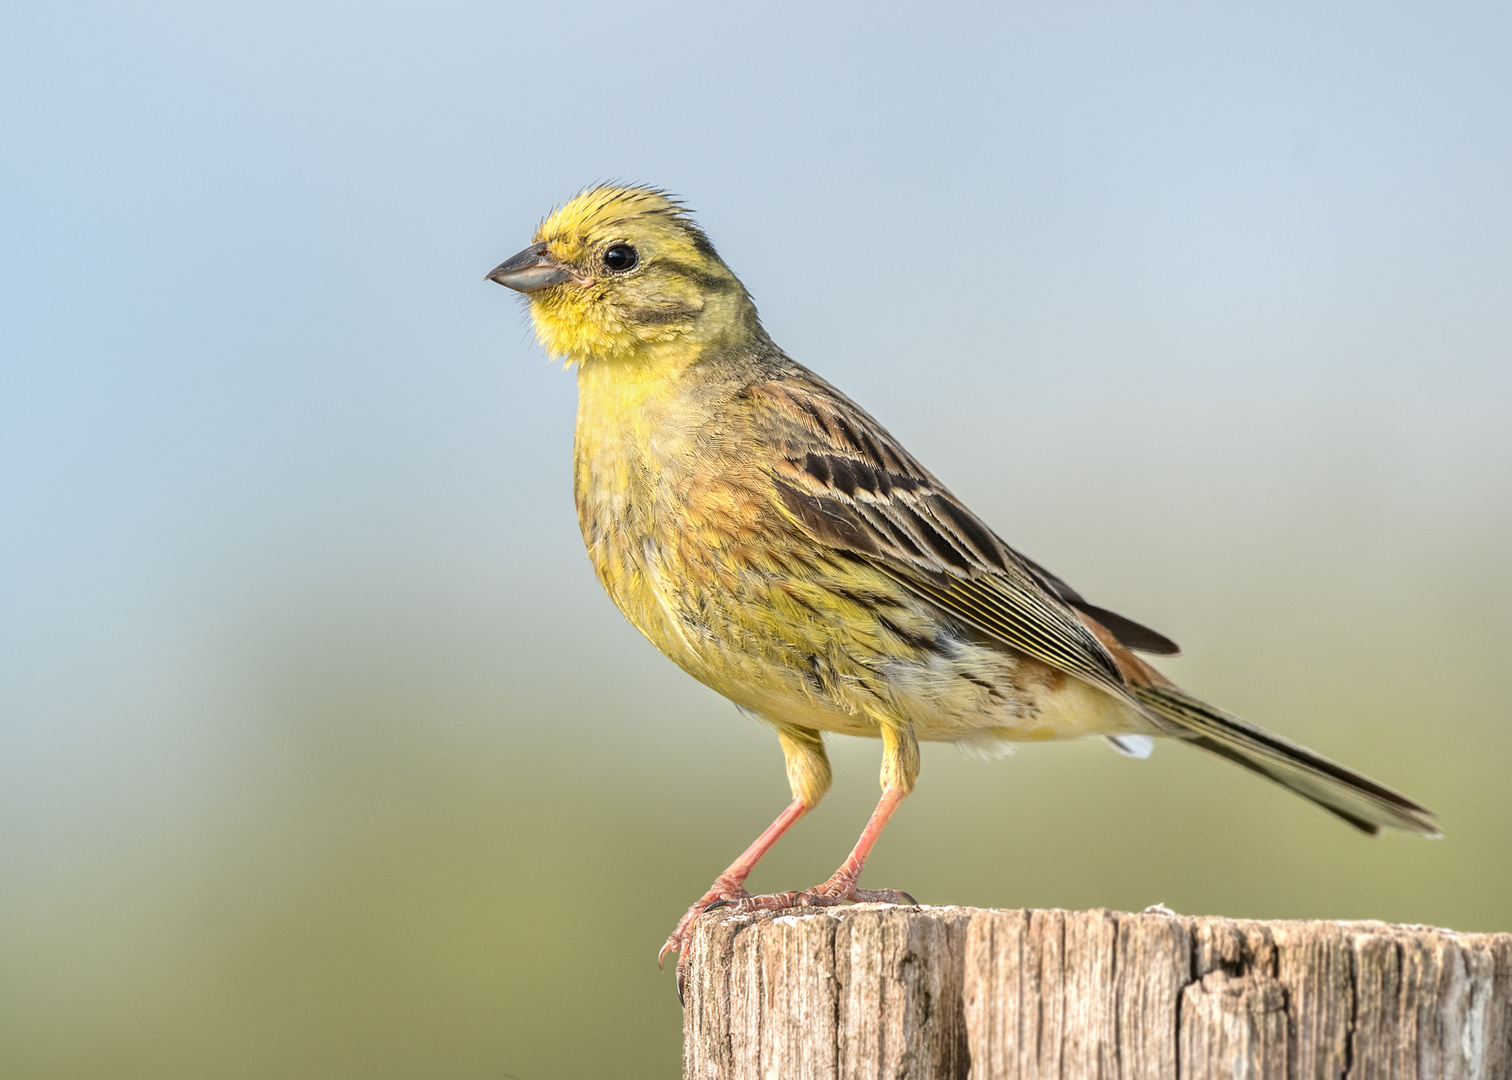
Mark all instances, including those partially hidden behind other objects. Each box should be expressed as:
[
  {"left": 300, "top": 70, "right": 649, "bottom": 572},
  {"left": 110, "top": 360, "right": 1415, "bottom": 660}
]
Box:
[{"left": 603, "top": 244, "right": 639, "bottom": 272}]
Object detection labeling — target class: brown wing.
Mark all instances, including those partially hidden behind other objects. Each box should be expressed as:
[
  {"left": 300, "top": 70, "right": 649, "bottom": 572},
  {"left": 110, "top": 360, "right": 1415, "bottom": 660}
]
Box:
[{"left": 744, "top": 367, "right": 1174, "bottom": 700}]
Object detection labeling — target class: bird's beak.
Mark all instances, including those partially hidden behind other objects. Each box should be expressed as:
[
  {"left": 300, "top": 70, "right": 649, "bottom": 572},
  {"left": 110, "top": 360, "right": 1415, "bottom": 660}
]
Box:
[{"left": 486, "top": 242, "right": 575, "bottom": 293}]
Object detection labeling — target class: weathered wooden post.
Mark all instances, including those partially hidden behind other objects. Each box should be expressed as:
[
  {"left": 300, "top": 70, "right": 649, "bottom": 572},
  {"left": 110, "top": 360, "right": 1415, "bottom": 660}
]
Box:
[{"left": 682, "top": 905, "right": 1512, "bottom": 1080}]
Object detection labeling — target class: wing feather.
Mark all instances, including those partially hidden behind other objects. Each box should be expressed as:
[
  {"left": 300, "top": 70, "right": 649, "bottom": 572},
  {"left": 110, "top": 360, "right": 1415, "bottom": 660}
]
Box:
[{"left": 750, "top": 369, "right": 1165, "bottom": 697}]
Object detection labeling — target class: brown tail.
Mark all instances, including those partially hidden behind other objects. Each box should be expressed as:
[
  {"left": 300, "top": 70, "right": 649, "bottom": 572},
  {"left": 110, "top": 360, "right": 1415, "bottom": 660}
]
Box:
[{"left": 1132, "top": 681, "right": 1440, "bottom": 837}]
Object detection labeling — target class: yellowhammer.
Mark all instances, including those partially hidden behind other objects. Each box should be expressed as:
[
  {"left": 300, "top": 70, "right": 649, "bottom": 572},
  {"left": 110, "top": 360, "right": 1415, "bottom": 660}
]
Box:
[{"left": 487, "top": 185, "right": 1438, "bottom": 988}]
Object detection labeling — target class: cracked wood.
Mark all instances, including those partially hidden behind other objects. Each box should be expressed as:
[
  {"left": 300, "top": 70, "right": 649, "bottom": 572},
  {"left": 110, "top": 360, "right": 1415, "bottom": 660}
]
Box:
[{"left": 682, "top": 905, "right": 1512, "bottom": 1080}]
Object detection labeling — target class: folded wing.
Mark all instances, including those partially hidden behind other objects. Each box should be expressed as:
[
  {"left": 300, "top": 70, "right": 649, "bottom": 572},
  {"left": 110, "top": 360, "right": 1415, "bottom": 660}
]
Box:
[{"left": 746, "top": 369, "right": 1171, "bottom": 700}]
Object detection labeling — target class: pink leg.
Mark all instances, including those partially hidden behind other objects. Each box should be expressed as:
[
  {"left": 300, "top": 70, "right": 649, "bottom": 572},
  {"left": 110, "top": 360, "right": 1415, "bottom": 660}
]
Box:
[
  {"left": 732, "top": 784, "right": 916, "bottom": 912},
  {"left": 659, "top": 797, "right": 809, "bottom": 970}
]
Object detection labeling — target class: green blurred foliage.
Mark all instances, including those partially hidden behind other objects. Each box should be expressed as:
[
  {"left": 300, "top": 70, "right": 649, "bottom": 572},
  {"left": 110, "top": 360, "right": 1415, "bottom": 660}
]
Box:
[{"left": 2, "top": 498, "right": 1507, "bottom": 1078}]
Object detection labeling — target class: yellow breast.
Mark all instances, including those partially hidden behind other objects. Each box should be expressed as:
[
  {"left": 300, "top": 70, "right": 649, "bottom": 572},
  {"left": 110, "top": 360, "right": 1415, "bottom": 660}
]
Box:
[
  {"left": 572, "top": 356, "right": 710, "bottom": 668},
  {"left": 569, "top": 354, "right": 878, "bottom": 726}
]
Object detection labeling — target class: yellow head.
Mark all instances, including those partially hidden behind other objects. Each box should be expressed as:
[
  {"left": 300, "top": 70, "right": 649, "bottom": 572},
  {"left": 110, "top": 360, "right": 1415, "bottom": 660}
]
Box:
[{"left": 487, "top": 185, "right": 760, "bottom": 366}]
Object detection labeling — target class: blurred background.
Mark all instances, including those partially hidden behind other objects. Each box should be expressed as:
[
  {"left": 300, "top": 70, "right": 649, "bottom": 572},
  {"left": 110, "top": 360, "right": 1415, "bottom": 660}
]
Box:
[{"left": 2, "top": 2, "right": 1509, "bottom": 1076}]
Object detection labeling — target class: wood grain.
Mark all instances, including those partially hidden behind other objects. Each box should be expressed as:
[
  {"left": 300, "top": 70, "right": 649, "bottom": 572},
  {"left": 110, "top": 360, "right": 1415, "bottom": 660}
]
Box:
[{"left": 682, "top": 906, "right": 1512, "bottom": 1080}]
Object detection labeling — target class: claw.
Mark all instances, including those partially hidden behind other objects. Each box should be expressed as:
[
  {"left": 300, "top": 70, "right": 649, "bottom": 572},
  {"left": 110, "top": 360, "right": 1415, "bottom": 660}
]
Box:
[
  {"left": 850, "top": 887, "right": 918, "bottom": 905},
  {"left": 659, "top": 886, "right": 752, "bottom": 977}
]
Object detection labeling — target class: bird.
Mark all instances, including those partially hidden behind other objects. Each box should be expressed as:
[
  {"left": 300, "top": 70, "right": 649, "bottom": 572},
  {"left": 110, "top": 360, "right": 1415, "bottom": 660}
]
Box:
[{"left": 486, "top": 184, "right": 1439, "bottom": 990}]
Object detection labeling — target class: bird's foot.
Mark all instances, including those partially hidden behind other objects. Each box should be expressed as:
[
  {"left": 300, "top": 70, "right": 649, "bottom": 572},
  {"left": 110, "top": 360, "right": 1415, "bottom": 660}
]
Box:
[
  {"left": 721, "top": 880, "right": 918, "bottom": 913},
  {"left": 661, "top": 872, "right": 917, "bottom": 1003},
  {"left": 658, "top": 877, "right": 752, "bottom": 971}
]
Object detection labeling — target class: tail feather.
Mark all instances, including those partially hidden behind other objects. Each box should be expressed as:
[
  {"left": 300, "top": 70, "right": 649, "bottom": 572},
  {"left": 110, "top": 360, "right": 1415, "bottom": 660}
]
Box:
[{"left": 1131, "top": 683, "right": 1441, "bottom": 837}]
